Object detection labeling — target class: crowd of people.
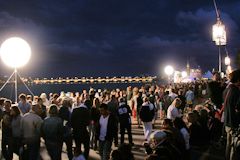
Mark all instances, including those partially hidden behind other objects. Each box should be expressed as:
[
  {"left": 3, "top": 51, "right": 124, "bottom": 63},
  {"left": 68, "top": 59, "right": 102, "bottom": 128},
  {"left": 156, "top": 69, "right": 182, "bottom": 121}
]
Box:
[{"left": 0, "top": 69, "right": 240, "bottom": 160}]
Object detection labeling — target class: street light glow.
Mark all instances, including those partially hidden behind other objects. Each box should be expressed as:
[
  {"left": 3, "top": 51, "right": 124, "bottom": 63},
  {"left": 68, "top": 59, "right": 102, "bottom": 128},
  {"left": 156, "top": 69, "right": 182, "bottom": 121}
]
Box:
[
  {"left": 212, "top": 20, "right": 226, "bottom": 45},
  {"left": 164, "top": 65, "right": 174, "bottom": 76},
  {"left": 0, "top": 37, "right": 31, "bottom": 68},
  {"left": 224, "top": 56, "right": 231, "bottom": 65},
  {"left": 181, "top": 71, "right": 187, "bottom": 78}
]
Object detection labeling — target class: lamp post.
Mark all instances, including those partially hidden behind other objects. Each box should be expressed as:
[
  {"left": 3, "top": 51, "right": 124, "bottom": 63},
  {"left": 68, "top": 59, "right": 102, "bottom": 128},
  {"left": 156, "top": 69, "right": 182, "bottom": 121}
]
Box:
[
  {"left": 164, "top": 65, "right": 174, "bottom": 83},
  {"left": 0, "top": 37, "right": 33, "bottom": 103},
  {"left": 212, "top": 0, "right": 226, "bottom": 73},
  {"left": 224, "top": 47, "right": 232, "bottom": 75}
]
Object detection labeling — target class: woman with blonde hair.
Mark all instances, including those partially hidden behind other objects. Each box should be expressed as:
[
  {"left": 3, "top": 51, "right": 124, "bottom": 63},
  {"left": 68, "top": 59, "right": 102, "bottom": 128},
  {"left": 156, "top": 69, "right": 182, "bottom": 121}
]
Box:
[{"left": 167, "top": 98, "right": 182, "bottom": 120}]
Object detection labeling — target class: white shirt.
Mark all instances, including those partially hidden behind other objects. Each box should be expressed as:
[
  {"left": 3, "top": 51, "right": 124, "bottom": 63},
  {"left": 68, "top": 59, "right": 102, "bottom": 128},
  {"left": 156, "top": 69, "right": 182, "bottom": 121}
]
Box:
[
  {"left": 99, "top": 115, "right": 109, "bottom": 141},
  {"left": 167, "top": 105, "right": 180, "bottom": 120}
]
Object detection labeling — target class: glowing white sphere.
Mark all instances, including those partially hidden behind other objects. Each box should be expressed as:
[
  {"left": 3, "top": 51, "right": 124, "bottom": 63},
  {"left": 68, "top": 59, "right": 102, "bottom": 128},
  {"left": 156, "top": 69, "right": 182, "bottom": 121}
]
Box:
[
  {"left": 181, "top": 71, "right": 187, "bottom": 78},
  {"left": 164, "top": 65, "right": 174, "bottom": 76},
  {"left": 0, "top": 37, "right": 31, "bottom": 68},
  {"left": 225, "top": 56, "right": 231, "bottom": 66}
]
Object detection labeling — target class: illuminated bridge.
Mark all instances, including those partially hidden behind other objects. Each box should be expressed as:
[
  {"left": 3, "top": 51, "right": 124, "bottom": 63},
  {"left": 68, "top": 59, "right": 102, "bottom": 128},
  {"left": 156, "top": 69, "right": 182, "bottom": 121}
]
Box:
[{"left": 32, "top": 76, "right": 156, "bottom": 84}]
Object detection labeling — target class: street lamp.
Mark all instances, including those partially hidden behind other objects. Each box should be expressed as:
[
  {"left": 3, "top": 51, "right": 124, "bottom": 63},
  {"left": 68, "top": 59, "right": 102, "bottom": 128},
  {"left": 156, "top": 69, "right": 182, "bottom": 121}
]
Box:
[
  {"left": 212, "top": 0, "right": 226, "bottom": 73},
  {"left": 224, "top": 56, "right": 230, "bottom": 66},
  {"left": 0, "top": 37, "right": 33, "bottom": 103},
  {"left": 164, "top": 65, "right": 174, "bottom": 83}
]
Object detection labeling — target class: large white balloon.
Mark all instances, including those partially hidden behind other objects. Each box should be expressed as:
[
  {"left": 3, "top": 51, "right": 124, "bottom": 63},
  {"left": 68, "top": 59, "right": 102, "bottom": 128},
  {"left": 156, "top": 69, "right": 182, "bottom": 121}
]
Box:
[{"left": 0, "top": 37, "right": 31, "bottom": 68}]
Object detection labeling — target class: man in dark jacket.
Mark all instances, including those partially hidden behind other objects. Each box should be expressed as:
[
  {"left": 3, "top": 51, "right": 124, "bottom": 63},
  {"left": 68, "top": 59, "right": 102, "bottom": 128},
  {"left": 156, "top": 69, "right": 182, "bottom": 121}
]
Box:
[
  {"left": 140, "top": 97, "right": 155, "bottom": 141},
  {"left": 117, "top": 97, "right": 133, "bottom": 145},
  {"left": 71, "top": 100, "right": 91, "bottom": 159},
  {"left": 2, "top": 99, "right": 13, "bottom": 160},
  {"left": 59, "top": 98, "right": 73, "bottom": 160},
  {"left": 208, "top": 72, "right": 225, "bottom": 109},
  {"left": 224, "top": 69, "right": 240, "bottom": 160},
  {"left": 96, "top": 103, "right": 117, "bottom": 160}
]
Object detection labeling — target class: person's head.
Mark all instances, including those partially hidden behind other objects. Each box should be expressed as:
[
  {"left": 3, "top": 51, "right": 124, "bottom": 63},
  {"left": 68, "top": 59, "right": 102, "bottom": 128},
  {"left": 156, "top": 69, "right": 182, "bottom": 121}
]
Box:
[
  {"left": 40, "top": 93, "right": 47, "bottom": 101},
  {"left": 37, "top": 97, "right": 43, "bottom": 105},
  {"left": 187, "top": 112, "right": 198, "bottom": 123},
  {"left": 33, "top": 96, "right": 39, "bottom": 102},
  {"left": 143, "top": 96, "right": 149, "bottom": 103},
  {"left": 212, "top": 72, "right": 220, "bottom": 81},
  {"left": 10, "top": 105, "right": 21, "bottom": 117},
  {"left": 110, "top": 94, "right": 116, "bottom": 101},
  {"left": 0, "top": 98, "right": 5, "bottom": 106},
  {"left": 48, "top": 104, "right": 59, "bottom": 116},
  {"left": 99, "top": 103, "right": 109, "bottom": 117},
  {"left": 19, "top": 93, "right": 26, "bottom": 102},
  {"left": 62, "top": 98, "right": 71, "bottom": 108},
  {"left": 93, "top": 97, "right": 100, "bottom": 108},
  {"left": 32, "top": 104, "right": 42, "bottom": 115},
  {"left": 4, "top": 99, "right": 12, "bottom": 111},
  {"left": 53, "top": 93, "right": 59, "bottom": 100},
  {"left": 84, "top": 99, "right": 92, "bottom": 108},
  {"left": 118, "top": 97, "right": 125, "bottom": 103},
  {"left": 171, "top": 98, "right": 182, "bottom": 108},
  {"left": 138, "top": 91, "right": 142, "bottom": 97},
  {"left": 165, "top": 91, "right": 169, "bottom": 95},
  {"left": 173, "top": 117, "right": 187, "bottom": 130},
  {"left": 149, "top": 130, "right": 167, "bottom": 149},
  {"left": 229, "top": 69, "right": 240, "bottom": 84},
  {"left": 162, "top": 118, "right": 173, "bottom": 129},
  {"left": 178, "top": 89, "right": 183, "bottom": 96},
  {"left": 27, "top": 95, "right": 32, "bottom": 101}
]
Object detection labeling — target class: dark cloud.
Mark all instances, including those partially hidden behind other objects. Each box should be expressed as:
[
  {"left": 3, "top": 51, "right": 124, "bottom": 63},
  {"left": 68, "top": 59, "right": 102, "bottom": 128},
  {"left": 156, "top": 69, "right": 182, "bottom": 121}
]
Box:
[{"left": 0, "top": 0, "right": 239, "bottom": 77}]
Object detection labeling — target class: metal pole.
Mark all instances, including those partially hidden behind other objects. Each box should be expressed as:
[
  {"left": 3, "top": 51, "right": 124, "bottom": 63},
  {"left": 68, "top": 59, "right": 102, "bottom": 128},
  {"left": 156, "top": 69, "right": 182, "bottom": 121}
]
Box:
[
  {"left": 15, "top": 68, "right": 17, "bottom": 103},
  {"left": 219, "top": 45, "right": 221, "bottom": 73},
  {"left": 17, "top": 72, "right": 35, "bottom": 96},
  {"left": 213, "top": 0, "right": 220, "bottom": 19},
  {"left": 0, "top": 71, "right": 15, "bottom": 92}
]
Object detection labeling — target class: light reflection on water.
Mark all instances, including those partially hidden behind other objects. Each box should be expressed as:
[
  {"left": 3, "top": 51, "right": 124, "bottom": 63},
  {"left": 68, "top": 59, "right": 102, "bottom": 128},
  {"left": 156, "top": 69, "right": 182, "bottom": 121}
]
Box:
[{"left": 0, "top": 82, "right": 146, "bottom": 101}]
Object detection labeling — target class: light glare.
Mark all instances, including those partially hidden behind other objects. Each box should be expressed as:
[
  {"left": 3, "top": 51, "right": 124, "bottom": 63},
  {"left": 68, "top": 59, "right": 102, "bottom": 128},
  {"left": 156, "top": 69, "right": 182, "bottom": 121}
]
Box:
[
  {"left": 164, "top": 65, "right": 174, "bottom": 76},
  {"left": 212, "top": 20, "right": 226, "bottom": 45},
  {"left": 224, "top": 56, "right": 231, "bottom": 65},
  {"left": 0, "top": 37, "right": 31, "bottom": 68},
  {"left": 181, "top": 71, "right": 187, "bottom": 78}
]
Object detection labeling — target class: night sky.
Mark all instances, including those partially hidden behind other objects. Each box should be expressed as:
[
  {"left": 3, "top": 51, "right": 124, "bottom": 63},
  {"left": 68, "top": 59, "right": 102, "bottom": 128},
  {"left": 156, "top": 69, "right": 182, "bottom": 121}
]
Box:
[{"left": 0, "top": 0, "right": 239, "bottom": 78}]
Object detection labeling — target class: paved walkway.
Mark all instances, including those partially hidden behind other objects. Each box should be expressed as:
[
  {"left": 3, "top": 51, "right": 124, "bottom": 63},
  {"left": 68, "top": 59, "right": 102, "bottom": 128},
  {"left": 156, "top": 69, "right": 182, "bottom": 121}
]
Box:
[{"left": 1, "top": 118, "right": 225, "bottom": 160}]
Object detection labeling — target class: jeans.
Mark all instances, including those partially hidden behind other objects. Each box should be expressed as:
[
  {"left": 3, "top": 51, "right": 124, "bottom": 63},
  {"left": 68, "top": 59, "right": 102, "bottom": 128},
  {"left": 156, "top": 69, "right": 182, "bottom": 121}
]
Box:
[
  {"left": 143, "top": 122, "right": 152, "bottom": 141},
  {"left": 45, "top": 140, "right": 62, "bottom": 160},
  {"left": 226, "top": 126, "right": 233, "bottom": 160},
  {"left": 120, "top": 123, "right": 133, "bottom": 144},
  {"left": 99, "top": 140, "right": 112, "bottom": 160}
]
